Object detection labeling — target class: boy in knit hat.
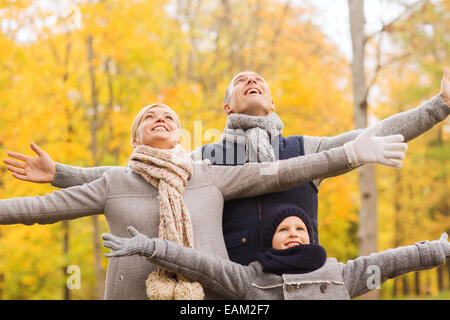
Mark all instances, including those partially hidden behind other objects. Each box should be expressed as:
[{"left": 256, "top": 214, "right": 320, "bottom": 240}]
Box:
[{"left": 103, "top": 205, "right": 449, "bottom": 299}]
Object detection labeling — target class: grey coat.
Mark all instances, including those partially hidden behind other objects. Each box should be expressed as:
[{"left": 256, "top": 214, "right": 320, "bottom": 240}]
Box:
[
  {"left": 145, "top": 237, "right": 449, "bottom": 299},
  {"left": 0, "top": 146, "right": 352, "bottom": 300}
]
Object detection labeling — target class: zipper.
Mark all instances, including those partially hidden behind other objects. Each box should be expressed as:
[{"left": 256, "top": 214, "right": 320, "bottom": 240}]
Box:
[{"left": 257, "top": 199, "right": 262, "bottom": 222}]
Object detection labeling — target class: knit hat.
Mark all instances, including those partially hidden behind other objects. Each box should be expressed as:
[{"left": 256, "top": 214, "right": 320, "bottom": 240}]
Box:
[
  {"left": 262, "top": 204, "right": 316, "bottom": 248},
  {"left": 254, "top": 204, "right": 327, "bottom": 275}
]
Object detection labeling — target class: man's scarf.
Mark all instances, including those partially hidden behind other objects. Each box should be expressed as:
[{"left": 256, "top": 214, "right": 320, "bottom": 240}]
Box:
[{"left": 221, "top": 112, "right": 284, "bottom": 162}]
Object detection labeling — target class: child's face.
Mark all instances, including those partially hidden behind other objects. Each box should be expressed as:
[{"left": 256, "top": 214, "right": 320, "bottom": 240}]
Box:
[{"left": 272, "top": 216, "right": 310, "bottom": 250}]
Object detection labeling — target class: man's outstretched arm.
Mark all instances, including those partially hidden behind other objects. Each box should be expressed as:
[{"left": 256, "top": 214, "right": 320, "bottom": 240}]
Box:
[{"left": 304, "top": 68, "right": 450, "bottom": 155}]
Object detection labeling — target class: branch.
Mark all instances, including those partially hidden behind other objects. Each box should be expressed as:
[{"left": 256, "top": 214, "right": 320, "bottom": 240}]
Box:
[
  {"left": 364, "top": 0, "right": 428, "bottom": 45},
  {"left": 364, "top": 51, "right": 412, "bottom": 101}
]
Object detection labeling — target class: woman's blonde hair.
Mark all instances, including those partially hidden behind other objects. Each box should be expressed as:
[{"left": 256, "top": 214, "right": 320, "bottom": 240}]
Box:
[{"left": 130, "top": 103, "right": 181, "bottom": 146}]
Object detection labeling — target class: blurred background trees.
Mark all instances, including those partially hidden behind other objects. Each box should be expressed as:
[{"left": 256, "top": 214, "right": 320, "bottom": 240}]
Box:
[{"left": 0, "top": 0, "right": 448, "bottom": 299}]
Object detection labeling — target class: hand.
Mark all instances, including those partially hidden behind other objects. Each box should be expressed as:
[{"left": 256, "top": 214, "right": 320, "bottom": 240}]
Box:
[
  {"left": 344, "top": 122, "right": 408, "bottom": 168},
  {"left": 2, "top": 142, "right": 56, "bottom": 183},
  {"left": 441, "top": 67, "right": 450, "bottom": 105},
  {"left": 437, "top": 232, "right": 450, "bottom": 258},
  {"left": 103, "top": 226, "right": 155, "bottom": 258}
]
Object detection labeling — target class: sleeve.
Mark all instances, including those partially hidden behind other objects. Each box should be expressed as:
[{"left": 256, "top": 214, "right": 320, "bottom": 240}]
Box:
[
  {"left": 303, "top": 94, "right": 449, "bottom": 187},
  {"left": 207, "top": 146, "right": 351, "bottom": 201},
  {"left": 148, "top": 238, "right": 254, "bottom": 299},
  {"left": 51, "top": 162, "right": 116, "bottom": 189},
  {"left": 304, "top": 94, "right": 449, "bottom": 155},
  {"left": 0, "top": 173, "right": 108, "bottom": 225},
  {"left": 342, "top": 240, "right": 447, "bottom": 299}
]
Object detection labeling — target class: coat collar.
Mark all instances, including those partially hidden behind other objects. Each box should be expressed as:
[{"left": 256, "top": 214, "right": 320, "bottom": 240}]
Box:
[{"left": 250, "top": 258, "right": 344, "bottom": 289}]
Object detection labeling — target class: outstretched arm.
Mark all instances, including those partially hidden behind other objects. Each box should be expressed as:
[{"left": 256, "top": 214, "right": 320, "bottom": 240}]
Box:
[
  {"left": 2, "top": 142, "right": 115, "bottom": 188},
  {"left": 342, "top": 233, "right": 449, "bottom": 299},
  {"left": 210, "top": 123, "right": 407, "bottom": 201},
  {"left": 305, "top": 68, "right": 450, "bottom": 156},
  {"left": 0, "top": 172, "right": 108, "bottom": 225},
  {"left": 103, "top": 227, "right": 254, "bottom": 299}
]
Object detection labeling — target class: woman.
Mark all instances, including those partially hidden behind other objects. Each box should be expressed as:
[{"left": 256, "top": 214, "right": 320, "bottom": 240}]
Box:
[{"left": 0, "top": 103, "right": 406, "bottom": 299}]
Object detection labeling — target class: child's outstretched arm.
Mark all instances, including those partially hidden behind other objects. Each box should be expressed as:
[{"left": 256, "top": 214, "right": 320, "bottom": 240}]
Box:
[
  {"left": 103, "top": 226, "right": 255, "bottom": 299},
  {"left": 342, "top": 233, "right": 449, "bottom": 299}
]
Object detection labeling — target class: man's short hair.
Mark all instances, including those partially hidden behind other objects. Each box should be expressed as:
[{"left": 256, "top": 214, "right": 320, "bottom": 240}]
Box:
[{"left": 224, "top": 71, "right": 260, "bottom": 104}]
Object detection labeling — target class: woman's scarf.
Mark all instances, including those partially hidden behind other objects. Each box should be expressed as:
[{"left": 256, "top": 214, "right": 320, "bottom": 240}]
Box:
[
  {"left": 128, "top": 144, "right": 204, "bottom": 300},
  {"left": 221, "top": 112, "right": 284, "bottom": 162},
  {"left": 254, "top": 244, "right": 327, "bottom": 276}
]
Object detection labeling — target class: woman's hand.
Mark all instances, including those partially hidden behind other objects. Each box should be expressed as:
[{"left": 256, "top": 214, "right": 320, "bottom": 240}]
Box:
[
  {"left": 2, "top": 142, "right": 56, "bottom": 183},
  {"left": 441, "top": 67, "right": 450, "bottom": 105},
  {"left": 343, "top": 122, "right": 408, "bottom": 168},
  {"left": 103, "top": 226, "right": 155, "bottom": 258}
]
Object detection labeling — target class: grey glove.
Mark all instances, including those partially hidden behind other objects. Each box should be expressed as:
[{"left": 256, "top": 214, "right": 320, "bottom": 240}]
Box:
[
  {"left": 343, "top": 122, "right": 407, "bottom": 169},
  {"left": 102, "top": 226, "right": 155, "bottom": 258}
]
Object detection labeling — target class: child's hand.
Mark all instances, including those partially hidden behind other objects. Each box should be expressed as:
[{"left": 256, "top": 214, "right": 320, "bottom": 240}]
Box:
[
  {"left": 102, "top": 226, "right": 155, "bottom": 258},
  {"left": 343, "top": 122, "right": 407, "bottom": 168},
  {"left": 441, "top": 67, "right": 450, "bottom": 105},
  {"left": 438, "top": 232, "right": 450, "bottom": 258}
]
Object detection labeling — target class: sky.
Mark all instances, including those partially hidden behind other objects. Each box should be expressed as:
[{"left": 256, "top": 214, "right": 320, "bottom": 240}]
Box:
[{"left": 303, "top": 0, "right": 419, "bottom": 61}]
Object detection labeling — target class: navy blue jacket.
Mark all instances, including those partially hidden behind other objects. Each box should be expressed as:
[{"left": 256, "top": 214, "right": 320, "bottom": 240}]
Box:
[{"left": 201, "top": 135, "right": 319, "bottom": 266}]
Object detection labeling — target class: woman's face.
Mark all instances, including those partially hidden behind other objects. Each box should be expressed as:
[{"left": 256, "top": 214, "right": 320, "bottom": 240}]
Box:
[{"left": 132, "top": 105, "right": 181, "bottom": 149}]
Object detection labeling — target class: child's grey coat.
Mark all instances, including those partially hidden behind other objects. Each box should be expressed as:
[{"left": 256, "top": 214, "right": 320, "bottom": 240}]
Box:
[{"left": 146, "top": 237, "right": 448, "bottom": 299}]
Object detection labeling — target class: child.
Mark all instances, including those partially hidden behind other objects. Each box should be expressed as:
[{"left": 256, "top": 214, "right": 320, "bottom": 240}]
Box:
[{"left": 102, "top": 205, "right": 449, "bottom": 299}]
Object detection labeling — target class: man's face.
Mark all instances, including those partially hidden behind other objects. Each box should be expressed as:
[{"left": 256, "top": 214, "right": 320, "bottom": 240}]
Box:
[
  {"left": 224, "top": 71, "right": 275, "bottom": 117},
  {"left": 272, "top": 216, "right": 310, "bottom": 250},
  {"left": 132, "top": 105, "right": 181, "bottom": 150}
]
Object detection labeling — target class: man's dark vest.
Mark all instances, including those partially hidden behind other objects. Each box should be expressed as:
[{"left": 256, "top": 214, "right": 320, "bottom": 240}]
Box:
[{"left": 201, "top": 135, "right": 319, "bottom": 266}]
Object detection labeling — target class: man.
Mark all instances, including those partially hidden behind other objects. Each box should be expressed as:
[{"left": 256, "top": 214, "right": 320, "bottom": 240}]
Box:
[{"left": 4, "top": 68, "right": 450, "bottom": 266}]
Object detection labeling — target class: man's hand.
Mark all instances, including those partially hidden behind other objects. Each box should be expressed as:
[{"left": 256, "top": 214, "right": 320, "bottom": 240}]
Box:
[
  {"left": 2, "top": 142, "right": 56, "bottom": 183},
  {"left": 344, "top": 122, "right": 408, "bottom": 169},
  {"left": 441, "top": 67, "right": 450, "bottom": 105}
]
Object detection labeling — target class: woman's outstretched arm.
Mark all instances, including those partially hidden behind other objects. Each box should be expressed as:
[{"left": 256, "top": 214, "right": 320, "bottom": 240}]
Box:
[
  {"left": 0, "top": 172, "right": 109, "bottom": 225},
  {"left": 3, "top": 142, "right": 116, "bottom": 188}
]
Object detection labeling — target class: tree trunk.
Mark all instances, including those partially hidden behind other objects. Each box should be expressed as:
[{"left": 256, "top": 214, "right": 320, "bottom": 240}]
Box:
[
  {"left": 447, "top": 263, "right": 450, "bottom": 289},
  {"left": 348, "top": 0, "right": 380, "bottom": 300},
  {"left": 402, "top": 275, "right": 410, "bottom": 296},
  {"left": 62, "top": 35, "right": 72, "bottom": 301},
  {"left": 392, "top": 278, "right": 398, "bottom": 298},
  {"left": 62, "top": 220, "right": 70, "bottom": 300},
  {"left": 414, "top": 272, "right": 421, "bottom": 296},
  {"left": 0, "top": 147, "right": 4, "bottom": 299},
  {"left": 437, "top": 265, "right": 444, "bottom": 292},
  {"left": 392, "top": 171, "right": 402, "bottom": 299},
  {"left": 87, "top": 34, "right": 105, "bottom": 300}
]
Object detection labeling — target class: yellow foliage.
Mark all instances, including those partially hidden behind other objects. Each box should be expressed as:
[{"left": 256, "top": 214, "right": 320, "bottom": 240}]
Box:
[{"left": 0, "top": 0, "right": 447, "bottom": 299}]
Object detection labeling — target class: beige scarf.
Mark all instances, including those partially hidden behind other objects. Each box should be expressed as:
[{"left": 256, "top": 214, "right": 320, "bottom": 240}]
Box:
[{"left": 128, "top": 144, "right": 204, "bottom": 300}]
